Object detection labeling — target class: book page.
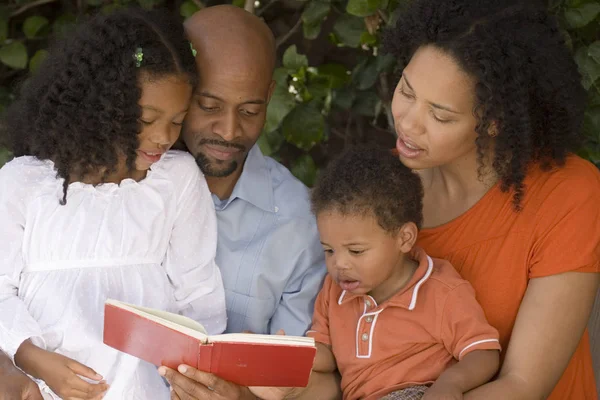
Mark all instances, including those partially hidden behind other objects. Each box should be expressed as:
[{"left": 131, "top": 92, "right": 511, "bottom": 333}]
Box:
[
  {"left": 106, "top": 299, "right": 209, "bottom": 339},
  {"left": 208, "top": 333, "right": 315, "bottom": 347}
]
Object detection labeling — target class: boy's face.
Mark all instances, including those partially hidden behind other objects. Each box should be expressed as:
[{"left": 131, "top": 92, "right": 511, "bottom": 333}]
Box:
[{"left": 317, "top": 211, "right": 417, "bottom": 304}]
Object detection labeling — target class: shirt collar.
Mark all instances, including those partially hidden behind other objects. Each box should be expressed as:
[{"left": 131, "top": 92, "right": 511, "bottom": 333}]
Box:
[
  {"left": 212, "top": 145, "right": 275, "bottom": 213},
  {"left": 337, "top": 246, "right": 434, "bottom": 311}
]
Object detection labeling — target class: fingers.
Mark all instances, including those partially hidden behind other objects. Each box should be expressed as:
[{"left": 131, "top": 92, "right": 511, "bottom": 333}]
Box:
[
  {"left": 159, "top": 365, "right": 217, "bottom": 399},
  {"left": 275, "top": 329, "right": 286, "bottom": 335},
  {"left": 61, "top": 376, "right": 108, "bottom": 399},
  {"left": 67, "top": 360, "right": 103, "bottom": 381}
]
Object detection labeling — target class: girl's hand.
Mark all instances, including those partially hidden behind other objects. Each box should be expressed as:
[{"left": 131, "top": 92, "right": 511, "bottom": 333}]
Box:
[{"left": 14, "top": 340, "right": 109, "bottom": 400}]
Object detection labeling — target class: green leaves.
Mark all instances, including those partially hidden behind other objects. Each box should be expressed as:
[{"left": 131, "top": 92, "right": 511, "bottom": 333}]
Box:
[
  {"left": 347, "top": 0, "right": 383, "bottom": 17},
  {"left": 291, "top": 154, "right": 318, "bottom": 186},
  {"left": 0, "top": 42, "right": 28, "bottom": 69},
  {"left": 575, "top": 44, "right": 600, "bottom": 89},
  {"left": 23, "top": 16, "right": 49, "bottom": 39},
  {"left": 332, "top": 14, "right": 365, "bottom": 47},
  {"left": 564, "top": 2, "right": 600, "bottom": 28},
  {"left": 302, "top": 1, "right": 330, "bottom": 39},
  {"left": 29, "top": 49, "right": 48, "bottom": 73},
  {"left": 180, "top": 0, "right": 200, "bottom": 19},
  {"left": 283, "top": 45, "right": 308, "bottom": 71},
  {"left": 282, "top": 103, "right": 325, "bottom": 151}
]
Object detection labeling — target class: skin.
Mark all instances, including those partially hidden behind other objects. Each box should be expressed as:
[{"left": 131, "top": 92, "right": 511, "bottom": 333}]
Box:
[
  {"left": 159, "top": 5, "right": 278, "bottom": 400},
  {"left": 85, "top": 73, "right": 192, "bottom": 185},
  {"left": 5, "top": 73, "right": 193, "bottom": 400},
  {"left": 181, "top": 4, "right": 275, "bottom": 200},
  {"left": 395, "top": 46, "right": 600, "bottom": 399}
]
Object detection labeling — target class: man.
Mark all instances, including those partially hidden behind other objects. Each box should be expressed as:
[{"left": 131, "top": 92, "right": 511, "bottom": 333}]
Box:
[{"left": 0, "top": 5, "right": 326, "bottom": 400}]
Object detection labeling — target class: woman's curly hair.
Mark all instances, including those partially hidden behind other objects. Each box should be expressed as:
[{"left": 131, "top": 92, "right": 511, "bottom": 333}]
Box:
[
  {"left": 312, "top": 146, "right": 424, "bottom": 234},
  {"left": 384, "top": 0, "right": 587, "bottom": 209},
  {"left": 3, "top": 8, "right": 197, "bottom": 204}
]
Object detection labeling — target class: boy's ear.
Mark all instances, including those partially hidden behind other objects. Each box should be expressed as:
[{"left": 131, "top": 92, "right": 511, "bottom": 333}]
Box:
[{"left": 396, "top": 222, "right": 418, "bottom": 253}]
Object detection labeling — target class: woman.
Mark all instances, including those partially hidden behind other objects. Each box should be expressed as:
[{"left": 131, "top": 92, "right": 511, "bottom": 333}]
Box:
[{"left": 386, "top": 0, "right": 599, "bottom": 398}]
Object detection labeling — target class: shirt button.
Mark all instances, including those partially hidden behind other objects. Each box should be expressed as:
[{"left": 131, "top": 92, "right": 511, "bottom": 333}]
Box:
[
  {"left": 366, "top": 316, "right": 373, "bottom": 323},
  {"left": 361, "top": 333, "right": 369, "bottom": 341},
  {"left": 274, "top": 206, "right": 279, "bottom": 213}
]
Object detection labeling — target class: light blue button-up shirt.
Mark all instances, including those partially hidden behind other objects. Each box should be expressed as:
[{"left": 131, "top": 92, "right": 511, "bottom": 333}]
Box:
[{"left": 212, "top": 145, "right": 326, "bottom": 336}]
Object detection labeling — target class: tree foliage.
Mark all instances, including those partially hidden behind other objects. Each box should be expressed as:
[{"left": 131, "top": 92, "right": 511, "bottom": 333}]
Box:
[{"left": 1, "top": 0, "right": 599, "bottom": 184}]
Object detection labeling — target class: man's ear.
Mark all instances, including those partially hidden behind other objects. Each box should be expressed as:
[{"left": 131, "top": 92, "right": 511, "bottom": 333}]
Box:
[
  {"left": 266, "top": 80, "right": 275, "bottom": 104},
  {"left": 396, "top": 222, "right": 418, "bottom": 253}
]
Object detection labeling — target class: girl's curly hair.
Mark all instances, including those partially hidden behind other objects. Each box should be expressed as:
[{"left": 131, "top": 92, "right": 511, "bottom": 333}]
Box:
[
  {"left": 384, "top": 0, "right": 587, "bottom": 209},
  {"left": 3, "top": 8, "right": 197, "bottom": 204}
]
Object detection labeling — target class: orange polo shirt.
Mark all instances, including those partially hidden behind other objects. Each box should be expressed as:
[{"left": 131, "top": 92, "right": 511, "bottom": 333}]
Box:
[
  {"left": 307, "top": 247, "right": 501, "bottom": 400},
  {"left": 417, "top": 156, "right": 600, "bottom": 399}
]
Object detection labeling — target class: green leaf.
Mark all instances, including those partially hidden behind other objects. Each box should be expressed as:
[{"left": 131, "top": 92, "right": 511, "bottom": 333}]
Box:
[
  {"left": 29, "top": 49, "right": 48, "bottom": 74},
  {"left": 0, "top": 6, "right": 8, "bottom": 43},
  {"left": 53, "top": 14, "right": 77, "bottom": 37},
  {"left": 264, "top": 84, "right": 297, "bottom": 133},
  {"left": 232, "top": 0, "right": 245, "bottom": 8},
  {"left": 575, "top": 46, "right": 600, "bottom": 89},
  {"left": 23, "top": 16, "right": 49, "bottom": 39},
  {"left": 588, "top": 41, "right": 600, "bottom": 64},
  {"left": 317, "top": 63, "right": 350, "bottom": 89},
  {"left": 360, "top": 31, "right": 377, "bottom": 46},
  {"left": 86, "top": 0, "right": 104, "bottom": 7},
  {"left": 332, "top": 14, "right": 365, "bottom": 48},
  {"left": 0, "top": 42, "right": 28, "bottom": 70},
  {"left": 0, "top": 147, "right": 13, "bottom": 168},
  {"left": 257, "top": 128, "right": 284, "bottom": 156},
  {"left": 376, "top": 53, "right": 396, "bottom": 72},
  {"left": 282, "top": 45, "right": 308, "bottom": 71},
  {"left": 291, "top": 154, "right": 318, "bottom": 187},
  {"left": 282, "top": 103, "right": 325, "bottom": 151},
  {"left": 347, "top": 0, "right": 382, "bottom": 17},
  {"left": 180, "top": 0, "right": 200, "bottom": 18},
  {"left": 273, "top": 67, "right": 290, "bottom": 86},
  {"left": 564, "top": 2, "right": 600, "bottom": 28},
  {"left": 302, "top": 1, "right": 330, "bottom": 25},
  {"left": 352, "top": 58, "right": 379, "bottom": 90},
  {"left": 303, "top": 22, "right": 322, "bottom": 40}
]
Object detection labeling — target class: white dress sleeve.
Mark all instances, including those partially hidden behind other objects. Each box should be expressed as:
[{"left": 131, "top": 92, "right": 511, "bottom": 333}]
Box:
[
  {"left": 162, "top": 153, "right": 227, "bottom": 335},
  {"left": 0, "top": 160, "right": 46, "bottom": 362}
]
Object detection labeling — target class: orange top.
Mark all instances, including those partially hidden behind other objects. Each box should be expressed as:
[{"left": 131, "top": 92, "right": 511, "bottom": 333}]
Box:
[
  {"left": 417, "top": 156, "right": 600, "bottom": 400},
  {"left": 307, "top": 247, "right": 501, "bottom": 400}
]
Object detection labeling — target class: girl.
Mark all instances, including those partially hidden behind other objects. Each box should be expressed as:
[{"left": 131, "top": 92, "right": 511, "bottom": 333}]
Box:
[{"left": 0, "top": 8, "right": 226, "bottom": 400}]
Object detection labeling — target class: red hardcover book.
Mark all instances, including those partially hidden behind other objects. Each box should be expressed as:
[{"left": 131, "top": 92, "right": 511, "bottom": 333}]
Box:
[{"left": 103, "top": 299, "right": 317, "bottom": 387}]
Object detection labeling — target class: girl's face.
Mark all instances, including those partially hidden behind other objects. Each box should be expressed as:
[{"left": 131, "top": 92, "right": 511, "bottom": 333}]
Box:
[
  {"left": 135, "top": 73, "right": 193, "bottom": 171},
  {"left": 391, "top": 45, "right": 480, "bottom": 171}
]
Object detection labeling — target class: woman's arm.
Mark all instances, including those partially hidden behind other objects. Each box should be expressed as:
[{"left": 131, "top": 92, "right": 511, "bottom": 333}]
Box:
[{"left": 465, "top": 271, "right": 600, "bottom": 399}]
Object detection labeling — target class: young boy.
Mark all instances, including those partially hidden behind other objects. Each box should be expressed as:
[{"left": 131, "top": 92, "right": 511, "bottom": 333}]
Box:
[{"left": 253, "top": 147, "right": 501, "bottom": 400}]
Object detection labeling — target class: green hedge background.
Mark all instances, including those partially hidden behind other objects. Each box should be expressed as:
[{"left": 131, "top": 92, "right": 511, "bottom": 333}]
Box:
[{"left": 1, "top": 0, "right": 599, "bottom": 185}]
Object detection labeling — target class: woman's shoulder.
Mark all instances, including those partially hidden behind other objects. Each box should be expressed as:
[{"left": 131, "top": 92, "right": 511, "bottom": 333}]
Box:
[{"left": 524, "top": 155, "right": 600, "bottom": 207}]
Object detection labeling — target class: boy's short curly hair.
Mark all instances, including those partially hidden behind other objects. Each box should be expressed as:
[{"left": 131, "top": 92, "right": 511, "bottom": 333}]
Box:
[
  {"left": 311, "top": 146, "right": 424, "bottom": 234},
  {"left": 3, "top": 8, "right": 197, "bottom": 203},
  {"left": 384, "top": 0, "right": 586, "bottom": 209}
]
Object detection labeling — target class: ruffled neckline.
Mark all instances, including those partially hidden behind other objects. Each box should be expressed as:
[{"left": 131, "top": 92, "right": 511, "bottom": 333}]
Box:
[{"left": 37, "top": 155, "right": 166, "bottom": 195}]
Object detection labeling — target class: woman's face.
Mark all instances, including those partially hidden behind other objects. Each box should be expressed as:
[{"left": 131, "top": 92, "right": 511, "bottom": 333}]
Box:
[
  {"left": 391, "top": 45, "right": 480, "bottom": 171},
  {"left": 134, "top": 73, "right": 193, "bottom": 171}
]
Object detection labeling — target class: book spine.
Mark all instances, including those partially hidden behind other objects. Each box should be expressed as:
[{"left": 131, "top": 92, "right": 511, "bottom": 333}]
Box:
[{"left": 198, "top": 343, "right": 213, "bottom": 372}]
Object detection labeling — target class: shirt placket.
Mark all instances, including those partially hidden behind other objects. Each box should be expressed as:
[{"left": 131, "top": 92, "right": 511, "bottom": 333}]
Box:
[{"left": 357, "top": 296, "right": 378, "bottom": 358}]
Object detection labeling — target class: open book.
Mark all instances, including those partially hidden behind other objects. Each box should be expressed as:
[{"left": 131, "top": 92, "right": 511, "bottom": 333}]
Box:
[{"left": 102, "top": 299, "right": 316, "bottom": 387}]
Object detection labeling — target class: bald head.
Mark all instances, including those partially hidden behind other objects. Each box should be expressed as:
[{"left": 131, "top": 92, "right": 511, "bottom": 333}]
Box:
[{"left": 184, "top": 5, "right": 275, "bottom": 76}]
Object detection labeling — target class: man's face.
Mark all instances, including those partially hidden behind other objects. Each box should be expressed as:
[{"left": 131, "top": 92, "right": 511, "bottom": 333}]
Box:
[{"left": 182, "top": 60, "right": 273, "bottom": 177}]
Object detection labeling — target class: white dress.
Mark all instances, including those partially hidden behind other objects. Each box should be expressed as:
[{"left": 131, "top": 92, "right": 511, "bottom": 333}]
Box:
[{"left": 0, "top": 151, "right": 227, "bottom": 400}]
